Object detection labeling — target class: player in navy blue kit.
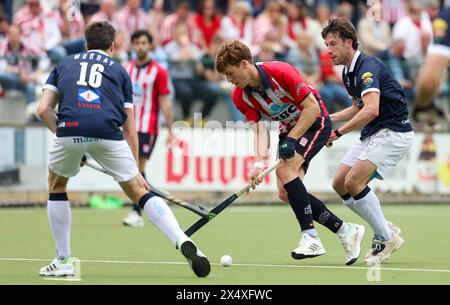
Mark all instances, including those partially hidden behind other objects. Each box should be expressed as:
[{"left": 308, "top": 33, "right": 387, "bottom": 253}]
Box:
[
  {"left": 37, "top": 22, "right": 210, "bottom": 278},
  {"left": 322, "top": 18, "right": 414, "bottom": 265},
  {"left": 416, "top": 6, "right": 450, "bottom": 119}
]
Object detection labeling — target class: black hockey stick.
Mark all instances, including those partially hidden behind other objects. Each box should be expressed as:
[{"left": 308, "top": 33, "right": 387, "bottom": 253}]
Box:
[
  {"left": 185, "top": 160, "right": 283, "bottom": 237},
  {"left": 84, "top": 160, "right": 209, "bottom": 218}
]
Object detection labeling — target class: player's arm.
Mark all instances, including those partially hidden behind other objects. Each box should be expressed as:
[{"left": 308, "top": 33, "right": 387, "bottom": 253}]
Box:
[
  {"left": 286, "top": 93, "right": 320, "bottom": 140},
  {"left": 159, "top": 94, "right": 175, "bottom": 145},
  {"left": 252, "top": 120, "right": 270, "bottom": 163},
  {"left": 329, "top": 100, "right": 359, "bottom": 124},
  {"left": 416, "top": 53, "right": 450, "bottom": 108},
  {"left": 334, "top": 91, "right": 379, "bottom": 136},
  {"left": 37, "top": 89, "right": 59, "bottom": 134}
]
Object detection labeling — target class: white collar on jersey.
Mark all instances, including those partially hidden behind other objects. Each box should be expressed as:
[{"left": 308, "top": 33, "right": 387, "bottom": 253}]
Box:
[
  {"left": 344, "top": 50, "right": 361, "bottom": 74},
  {"left": 87, "top": 49, "right": 109, "bottom": 57}
]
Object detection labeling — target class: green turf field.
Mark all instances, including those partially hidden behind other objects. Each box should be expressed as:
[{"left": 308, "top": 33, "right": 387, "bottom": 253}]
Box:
[{"left": 0, "top": 204, "right": 449, "bottom": 284}]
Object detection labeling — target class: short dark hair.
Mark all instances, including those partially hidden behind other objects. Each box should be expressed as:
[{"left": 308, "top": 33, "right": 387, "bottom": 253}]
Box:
[
  {"left": 321, "top": 17, "right": 358, "bottom": 50},
  {"left": 85, "top": 21, "right": 116, "bottom": 51},
  {"left": 131, "top": 30, "right": 153, "bottom": 44}
]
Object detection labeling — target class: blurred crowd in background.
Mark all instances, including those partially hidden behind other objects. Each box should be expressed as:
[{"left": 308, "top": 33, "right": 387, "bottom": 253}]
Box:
[{"left": 0, "top": 0, "right": 449, "bottom": 126}]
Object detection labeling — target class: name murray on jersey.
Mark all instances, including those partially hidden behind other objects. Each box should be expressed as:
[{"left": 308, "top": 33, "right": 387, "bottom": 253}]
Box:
[{"left": 73, "top": 52, "right": 115, "bottom": 66}]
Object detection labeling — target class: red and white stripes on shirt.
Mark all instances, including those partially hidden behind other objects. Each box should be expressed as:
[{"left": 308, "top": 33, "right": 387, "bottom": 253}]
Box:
[{"left": 124, "top": 60, "right": 170, "bottom": 134}]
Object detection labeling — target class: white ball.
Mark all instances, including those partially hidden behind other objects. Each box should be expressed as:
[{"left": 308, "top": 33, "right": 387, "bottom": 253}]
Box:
[{"left": 220, "top": 255, "right": 232, "bottom": 267}]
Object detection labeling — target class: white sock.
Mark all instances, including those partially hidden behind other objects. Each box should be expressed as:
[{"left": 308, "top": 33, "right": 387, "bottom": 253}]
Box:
[
  {"left": 47, "top": 199, "right": 71, "bottom": 259},
  {"left": 353, "top": 188, "right": 392, "bottom": 241},
  {"left": 337, "top": 222, "right": 350, "bottom": 235},
  {"left": 142, "top": 195, "right": 185, "bottom": 247}
]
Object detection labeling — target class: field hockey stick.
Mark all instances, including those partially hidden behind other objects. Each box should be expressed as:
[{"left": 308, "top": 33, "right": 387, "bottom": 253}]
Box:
[
  {"left": 84, "top": 160, "right": 210, "bottom": 218},
  {"left": 184, "top": 159, "right": 283, "bottom": 237}
]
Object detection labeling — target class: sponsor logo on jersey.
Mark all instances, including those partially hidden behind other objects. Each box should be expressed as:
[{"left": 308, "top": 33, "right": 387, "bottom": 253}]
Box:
[
  {"left": 363, "top": 77, "right": 374, "bottom": 86},
  {"left": 78, "top": 89, "right": 101, "bottom": 104},
  {"left": 72, "top": 137, "right": 102, "bottom": 144},
  {"left": 361, "top": 72, "right": 373, "bottom": 80},
  {"left": 78, "top": 89, "right": 101, "bottom": 109},
  {"left": 273, "top": 89, "right": 284, "bottom": 98},
  {"left": 58, "top": 121, "right": 78, "bottom": 128}
]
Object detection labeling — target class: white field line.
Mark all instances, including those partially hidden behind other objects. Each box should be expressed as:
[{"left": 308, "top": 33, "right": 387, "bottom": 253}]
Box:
[{"left": 0, "top": 257, "right": 450, "bottom": 274}]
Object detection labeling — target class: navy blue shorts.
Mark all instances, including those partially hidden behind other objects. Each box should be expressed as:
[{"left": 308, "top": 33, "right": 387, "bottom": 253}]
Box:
[
  {"left": 279, "top": 117, "right": 332, "bottom": 173},
  {"left": 138, "top": 132, "right": 158, "bottom": 159}
]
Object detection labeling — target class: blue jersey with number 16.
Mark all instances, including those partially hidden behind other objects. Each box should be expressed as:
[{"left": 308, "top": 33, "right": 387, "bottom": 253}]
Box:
[{"left": 44, "top": 50, "right": 133, "bottom": 140}]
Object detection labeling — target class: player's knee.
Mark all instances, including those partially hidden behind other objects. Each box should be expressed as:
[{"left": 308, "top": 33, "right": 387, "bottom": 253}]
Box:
[
  {"left": 276, "top": 167, "right": 297, "bottom": 184},
  {"left": 344, "top": 175, "right": 361, "bottom": 195},
  {"left": 48, "top": 172, "right": 67, "bottom": 193},
  {"left": 332, "top": 177, "right": 345, "bottom": 193}
]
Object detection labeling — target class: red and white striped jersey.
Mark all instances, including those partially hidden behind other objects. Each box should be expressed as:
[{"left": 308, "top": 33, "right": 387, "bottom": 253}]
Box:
[
  {"left": 232, "top": 61, "right": 329, "bottom": 134},
  {"left": 124, "top": 60, "right": 170, "bottom": 134}
]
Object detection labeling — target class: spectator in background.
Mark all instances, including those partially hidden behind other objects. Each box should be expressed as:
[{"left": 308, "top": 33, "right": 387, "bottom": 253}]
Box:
[
  {"left": 377, "top": 38, "right": 414, "bottom": 101},
  {"left": 249, "top": 0, "right": 265, "bottom": 17},
  {"left": 14, "top": 0, "right": 66, "bottom": 62},
  {"left": 195, "top": 35, "right": 243, "bottom": 122},
  {"left": 194, "top": 0, "right": 222, "bottom": 51},
  {"left": 58, "top": 0, "right": 86, "bottom": 55},
  {"left": 90, "top": 0, "right": 118, "bottom": 27},
  {"left": 114, "top": 0, "right": 151, "bottom": 52},
  {"left": 286, "top": 32, "right": 320, "bottom": 88},
  {"left": 392, "top": 1, "right": 433, "bottom": 65},
  {"left": 0, "top": 0, "right": 13, "bottom": 23},
  {"left": 285, "top": 1, "right": 326, "bottom": 51},
  {"left": 148, "top": 0, "right": 168, "bottom": 43},
  {"left": 335, "top": 1, "right": 353, "bottom": 22},
  {"left": 0, "top": 13, "right": 9, "bottom": 40},
  {"left": 0, "top": 24, "right": 41, "bottom": 104},
  {"left": 425, "top": 0, "right": 441, "bottom": 21},
  {"left": 315, "top": 2, "right": 332, "bottom": 27},
  {"left": 253, "top": 0, "right": 290, "bottom": 58},
  {"left": 381, "top": 0, "right": 406, "bottom": 28},
  {"left": 317, "top": 51, "right": 352, "bottom": 112},
  {"left": 255, "top": 40, "right": 277, "bottom": 62},
  {"left": 357, "top": 2, "right": 391, "bottom": 56},
  {"left": 160, "top": 1, "right": 197, "bottom": 46},
  {"left": 164, "top": 22, "right": 219, "bottom": 123},
  {"left": 220, "top": 1, "right": 255, "bottom": 51}
]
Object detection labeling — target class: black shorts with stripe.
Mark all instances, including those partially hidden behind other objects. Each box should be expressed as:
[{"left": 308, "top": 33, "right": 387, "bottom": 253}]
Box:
[
  {"left": 138, "top": 132, "right": 158, "bottom": 159},
  {"left": 279, "top": 116, "right": 332, "bottom": 173}
]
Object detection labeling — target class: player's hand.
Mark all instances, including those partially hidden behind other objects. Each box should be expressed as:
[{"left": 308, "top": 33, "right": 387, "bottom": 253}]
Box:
[
  {"left": 80, "top": 155, "right": 87, "bottom": 167},
  {"left": 326, "top": 129, "right": 341, "bottom": 148},
  {"left": 248, "top": 166, "right": 264, "bottom": 193},
  {"left": 278, "top": 137, "right": 297, "bottom": 161},
  {"left": 165, "top": 132, "right": 176, "bottom": 148}
]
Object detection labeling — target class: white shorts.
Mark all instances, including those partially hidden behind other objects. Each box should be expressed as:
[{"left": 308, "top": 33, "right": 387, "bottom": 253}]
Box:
[
  {"left": 341, "top": 129, "right": 414, "bottom": 179},
  {"left": 48, "top": 136, "right": 139, "bottom": 182}
]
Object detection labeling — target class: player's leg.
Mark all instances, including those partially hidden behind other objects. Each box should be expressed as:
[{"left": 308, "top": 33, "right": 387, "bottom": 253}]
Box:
[
  {"left": 123, "top": 133, "right": 157, "bottom": 227},
  {"left": 292, "top": 118, "right": 365, "bottom": 264},
  {"left": 39, "top": 137, "right": 85, "bottom": 276},
  {"left": 276, "top": 154, "right": 325, "bottom": 259},
  {"left": 354, "top": 130, "right": 414, "bottom": 265},
  {"left": 333, "top": 149, "right": 401, "bottom": 236},
  {"left": 92, "top": 139, "right": 210, "bottom": 277}
]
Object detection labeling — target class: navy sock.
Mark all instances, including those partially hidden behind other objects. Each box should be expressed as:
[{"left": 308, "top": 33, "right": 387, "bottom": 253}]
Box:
[
  {"left": 284, "top": 178, "right": 315, "bottom": 231},
  {"left": 309, "top": 193, "right": 343, "bottom": 233},
  {"left": 132, "top": 171, "right": 147, "bottom": 216}
]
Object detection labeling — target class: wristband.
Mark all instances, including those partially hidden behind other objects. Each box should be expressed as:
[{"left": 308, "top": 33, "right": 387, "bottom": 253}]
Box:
[
  {"left": 334, "top": 129, "right": 343, "bottom": 138},
  {"left": 253, "top": 162, "right": 264, "bottom": 169}
]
